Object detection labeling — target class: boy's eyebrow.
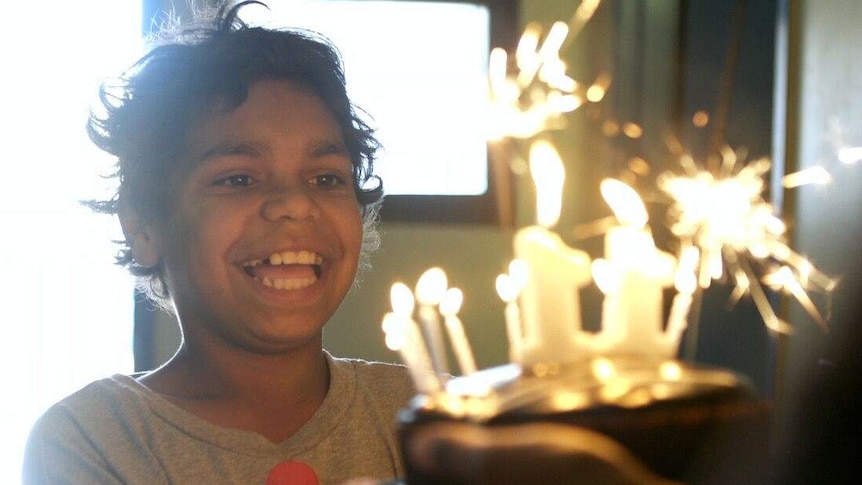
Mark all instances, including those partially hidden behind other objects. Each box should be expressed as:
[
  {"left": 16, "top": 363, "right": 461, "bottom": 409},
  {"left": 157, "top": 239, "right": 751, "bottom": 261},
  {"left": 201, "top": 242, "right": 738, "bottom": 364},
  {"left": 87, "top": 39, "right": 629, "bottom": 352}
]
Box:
[
  {"left": 191, "top": 137, "right": 349, "bottom": 166},
  {"left": 309, "top": 138, "right": 349, "bottom": 158},
  {"left": 194, "top": 142, "right": 263, "bottom": 165}
]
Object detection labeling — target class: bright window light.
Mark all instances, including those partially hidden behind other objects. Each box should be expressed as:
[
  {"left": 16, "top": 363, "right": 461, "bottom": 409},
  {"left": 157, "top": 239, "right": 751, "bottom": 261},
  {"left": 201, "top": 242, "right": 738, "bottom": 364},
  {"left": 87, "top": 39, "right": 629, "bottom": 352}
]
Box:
[
  {"left": 0, "top": 3, "right": 138, "bottom": 483},
  {"left": 242, "top": 0, "right": 491, "bottom": 196}
]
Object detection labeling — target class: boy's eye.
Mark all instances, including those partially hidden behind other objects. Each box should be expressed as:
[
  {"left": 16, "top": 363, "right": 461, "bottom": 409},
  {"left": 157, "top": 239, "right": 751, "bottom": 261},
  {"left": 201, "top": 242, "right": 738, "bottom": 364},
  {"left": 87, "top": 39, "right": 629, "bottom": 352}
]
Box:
[
  {"left": 214, "top": 174, "right": 255, "bottom": 187},
  {"left": 310, "top": 173, "right": 349, "bottom": 188}
]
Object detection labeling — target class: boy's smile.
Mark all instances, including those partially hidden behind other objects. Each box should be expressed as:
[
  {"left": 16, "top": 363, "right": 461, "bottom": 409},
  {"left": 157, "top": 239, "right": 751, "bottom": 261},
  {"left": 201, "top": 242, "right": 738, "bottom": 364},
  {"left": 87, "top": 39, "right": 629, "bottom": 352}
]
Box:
[
  {"left": 242, "top": 250, "right": 323, "bottom": 290},
  {"left": 137, "top": 80, "right": 364, "bottom": 353}
]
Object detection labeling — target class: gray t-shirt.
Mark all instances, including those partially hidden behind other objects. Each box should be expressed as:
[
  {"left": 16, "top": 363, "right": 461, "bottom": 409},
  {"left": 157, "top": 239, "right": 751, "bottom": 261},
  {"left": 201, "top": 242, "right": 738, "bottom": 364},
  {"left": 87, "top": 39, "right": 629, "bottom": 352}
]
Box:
[{"left": 23, "top": 354, "right": 416, "bottom": 485}]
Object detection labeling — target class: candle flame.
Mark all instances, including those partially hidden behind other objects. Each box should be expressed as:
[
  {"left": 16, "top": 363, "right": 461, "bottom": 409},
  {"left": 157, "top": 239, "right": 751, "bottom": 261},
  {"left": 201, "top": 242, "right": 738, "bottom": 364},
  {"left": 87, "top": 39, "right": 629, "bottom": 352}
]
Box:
[
  {"left": 590, "top": 258, "right": 618, "bottom": 295},
  {"left": 440, "top": 287, "right": 464, "bottom": 316},
  {"left": 385, "top": 329, "right": 407, "bottom": 352},
  {"left": 390, "top": 283, "right": 415, "bottom": 317},
  {"left": 495, "top": 274, "right": 517, "bottom": 303},
  {"left": 381, "top": 312, "right": 401, "bottom": 335},
  {"left": 530, "top": 140, "right": 566, "bottom": 227},
  {"left": 508, "top": 259, "right": 530, "bottom": 290},
  {"left": 600, "top": 178, "right": 648, "bottom": 228},
  {"left": 415, "top": 267, "right": 448, "bottom": 305}
]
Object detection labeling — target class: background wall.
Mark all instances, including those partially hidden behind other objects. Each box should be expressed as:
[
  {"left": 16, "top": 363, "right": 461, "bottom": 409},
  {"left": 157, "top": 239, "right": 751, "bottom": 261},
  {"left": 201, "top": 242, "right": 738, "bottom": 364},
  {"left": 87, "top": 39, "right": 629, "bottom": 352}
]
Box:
[{"left": 772, "top": 0, "right": 862, "bottom": 481}]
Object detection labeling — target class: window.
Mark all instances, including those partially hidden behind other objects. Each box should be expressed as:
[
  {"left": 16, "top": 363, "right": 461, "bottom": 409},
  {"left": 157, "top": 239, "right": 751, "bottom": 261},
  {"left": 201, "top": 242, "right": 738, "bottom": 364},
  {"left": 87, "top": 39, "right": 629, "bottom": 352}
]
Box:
[
  {"left": 241, "top": 0, "right": 518, "bottom": 224},
  {"left": 1, "top": 3, "right": 139, "bottom": 482}
]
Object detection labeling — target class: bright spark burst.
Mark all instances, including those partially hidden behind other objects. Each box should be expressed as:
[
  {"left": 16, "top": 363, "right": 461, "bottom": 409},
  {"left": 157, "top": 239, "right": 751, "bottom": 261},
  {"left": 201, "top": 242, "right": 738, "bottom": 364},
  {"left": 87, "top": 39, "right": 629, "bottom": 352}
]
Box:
[
  {"left": 486, "top": 1, "right": 610, "bottom": 140},
  {"left": 658, "top": 149, "right": 837, "bottom": 334}
]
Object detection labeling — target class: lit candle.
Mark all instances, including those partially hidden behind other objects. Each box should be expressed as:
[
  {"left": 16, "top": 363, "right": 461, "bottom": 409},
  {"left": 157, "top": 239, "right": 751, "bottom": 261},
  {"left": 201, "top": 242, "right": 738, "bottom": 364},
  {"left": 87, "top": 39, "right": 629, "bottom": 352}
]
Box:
[
  {"left": 414, "top": 267, "right": 450, "bottom": 376},
  {"left": 665, "top": 246, "right": 699, "bottom": 343},
  {"left": 495, "top": 259, "right": 528, "bottom": 363},
  {"left": 514, "top": 140, "right": 591, "bottom": 366},
  {"left": 440, "top": 287, "right": 477, "bottom": 375},
  {"left": 383, "top": 283, "right": 441, "bottom": 394},
  {"left": 596, "top": 179, "right": 675, "bottom": 357},
  {"left": 515, "top": 227, "right": 592, "bottom": 364}
]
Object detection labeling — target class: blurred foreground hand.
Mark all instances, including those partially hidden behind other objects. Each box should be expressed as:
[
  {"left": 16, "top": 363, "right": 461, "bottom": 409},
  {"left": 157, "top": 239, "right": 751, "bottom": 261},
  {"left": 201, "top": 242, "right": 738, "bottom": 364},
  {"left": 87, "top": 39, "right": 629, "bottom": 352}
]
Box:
[{"left": 402, "top": 422, "right": 683, "bottom": 485}]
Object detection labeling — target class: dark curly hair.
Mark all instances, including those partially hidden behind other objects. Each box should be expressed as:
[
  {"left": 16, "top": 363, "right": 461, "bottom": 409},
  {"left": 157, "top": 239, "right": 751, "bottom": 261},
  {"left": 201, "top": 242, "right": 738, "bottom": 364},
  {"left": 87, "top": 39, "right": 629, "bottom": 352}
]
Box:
[{"left": 86, "top": 0, "right": 383, "bottom": 309}]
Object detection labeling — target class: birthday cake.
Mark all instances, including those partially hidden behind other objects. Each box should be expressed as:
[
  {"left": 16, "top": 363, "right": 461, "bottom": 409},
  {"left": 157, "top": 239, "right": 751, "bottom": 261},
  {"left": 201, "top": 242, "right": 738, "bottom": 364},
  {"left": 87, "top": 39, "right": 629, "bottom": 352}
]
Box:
[
  {"left": 396, "top": 358, "right": 771, "bottom": 485},
  {"left": 381, "top": 181, "right": 774, "bottom": 484}
]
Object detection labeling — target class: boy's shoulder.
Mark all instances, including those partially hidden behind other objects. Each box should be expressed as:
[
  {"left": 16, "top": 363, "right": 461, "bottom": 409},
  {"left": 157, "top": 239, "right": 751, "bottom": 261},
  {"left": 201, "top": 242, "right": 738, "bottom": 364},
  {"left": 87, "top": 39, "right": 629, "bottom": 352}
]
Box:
[
  {"left": 30, "top": 375, "right": 153, "bottom": 437},
  {"left": 329, "top": 354, "right": 416, "bottom": 405}
]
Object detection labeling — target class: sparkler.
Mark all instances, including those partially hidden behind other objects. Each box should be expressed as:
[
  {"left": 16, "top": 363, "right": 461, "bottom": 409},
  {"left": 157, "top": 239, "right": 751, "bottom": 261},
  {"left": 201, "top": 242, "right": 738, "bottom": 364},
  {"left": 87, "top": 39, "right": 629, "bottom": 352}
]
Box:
[
  {"left": 658, "top": 148, "right": 837, "bottom": 334},
  {"left": 486, "top": 1, "right": 610, "bottom": 141}
]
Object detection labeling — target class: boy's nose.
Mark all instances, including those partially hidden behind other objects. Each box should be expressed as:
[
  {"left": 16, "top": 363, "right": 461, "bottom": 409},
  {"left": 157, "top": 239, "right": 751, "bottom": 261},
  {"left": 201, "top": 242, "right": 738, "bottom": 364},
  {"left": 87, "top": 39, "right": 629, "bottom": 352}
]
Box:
[{"left": 260, "top": 186, "right": 321, "bottom": 223}]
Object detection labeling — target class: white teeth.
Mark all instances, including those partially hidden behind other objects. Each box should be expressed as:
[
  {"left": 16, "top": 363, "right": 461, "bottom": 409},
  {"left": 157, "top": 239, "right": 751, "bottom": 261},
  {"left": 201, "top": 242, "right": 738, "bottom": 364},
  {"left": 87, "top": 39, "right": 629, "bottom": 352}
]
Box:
[
  {"left": 243, "top": 250, "right": 321, "bottom": 291},
  {"left": 243, "top": 251, "right": 322, "bottom": 268},
  {"left": 260, "top": 276, "right": 316, "bottom": 291},
  {"left": 266, "top": 250, "right": 321, "bottom": 266}
]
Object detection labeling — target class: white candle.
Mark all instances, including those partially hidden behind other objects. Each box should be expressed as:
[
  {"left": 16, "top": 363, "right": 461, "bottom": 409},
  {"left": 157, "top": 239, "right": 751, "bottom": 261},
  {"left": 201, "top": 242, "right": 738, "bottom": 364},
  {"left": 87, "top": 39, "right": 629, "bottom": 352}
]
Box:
[
  {"left": 386, "top": 284, "right": 441, "bottom": 394},
  {"left": 495, "top": 273, "right": 523, "bottom": 363},
  {"left": 665, "top": 293, "right": 693, "bottom": 345},
  {"left": 415, "top": 268, "right": 450, "bottom": 376},
  {"left": 597, "top": 179, "right": 675, "bottom": 357},
  {"left": 604, "top": 225, "right": 665, "bottom": 340},
  {"left": 514, "top": 226, "right": 591, "bottom": 365},
  {"left": 382, "top": 312, "right": 440, "bottom": 394},
  {"left": 440, "top": 288, "right": 477, "bottom": 375}
]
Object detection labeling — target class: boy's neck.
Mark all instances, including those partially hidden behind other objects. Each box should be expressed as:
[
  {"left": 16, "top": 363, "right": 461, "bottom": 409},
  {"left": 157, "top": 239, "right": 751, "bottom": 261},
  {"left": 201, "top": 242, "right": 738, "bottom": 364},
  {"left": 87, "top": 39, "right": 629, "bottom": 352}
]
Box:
[
  {"left": 176, "top": 340, "right": 325, "bottom": 393},
  {"left": 138, "top": 335, "right": 331, "bottom": 442},
  {"left": 148, "top": 335, "right": 328, "bottom": 397}
]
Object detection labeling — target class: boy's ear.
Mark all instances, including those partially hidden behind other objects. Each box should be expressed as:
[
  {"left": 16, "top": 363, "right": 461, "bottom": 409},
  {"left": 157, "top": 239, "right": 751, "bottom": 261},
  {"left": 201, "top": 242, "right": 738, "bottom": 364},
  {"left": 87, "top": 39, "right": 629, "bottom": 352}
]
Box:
[{"left": 118, "top": 205, "right": 161, "bottom": 268}]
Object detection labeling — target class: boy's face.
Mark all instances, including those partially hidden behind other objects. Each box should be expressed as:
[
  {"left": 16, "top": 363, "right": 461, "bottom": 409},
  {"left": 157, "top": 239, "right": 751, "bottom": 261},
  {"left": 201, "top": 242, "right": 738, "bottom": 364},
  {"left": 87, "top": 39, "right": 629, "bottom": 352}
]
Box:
[{"left": 138, "top": 80, "right": 363, "bottom": 353}]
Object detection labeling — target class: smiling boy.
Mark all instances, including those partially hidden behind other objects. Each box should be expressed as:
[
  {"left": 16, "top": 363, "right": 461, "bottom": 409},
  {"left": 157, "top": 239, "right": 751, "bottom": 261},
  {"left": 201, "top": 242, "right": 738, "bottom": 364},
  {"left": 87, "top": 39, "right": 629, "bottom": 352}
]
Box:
[{"left": 23, "top": 2, "right": 414, "bottom": 484}]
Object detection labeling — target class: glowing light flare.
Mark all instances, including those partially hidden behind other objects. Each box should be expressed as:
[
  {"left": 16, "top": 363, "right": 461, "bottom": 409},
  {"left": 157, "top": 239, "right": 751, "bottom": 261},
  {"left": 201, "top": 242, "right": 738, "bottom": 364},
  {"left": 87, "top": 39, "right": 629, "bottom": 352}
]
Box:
[
  {"left": 600, "top": 178, "right": 648, "bottom": 228},
  {"left": 674, "top": 246, "right": 699, "bottom": 294},
  {"left": 838, "top": 146, "right": 862, "bottom": 165},
  {"left": 439, "top": 287, "right": 464, "bottom": 317},
  {"left": 659, "top": 361, "right": 683, "bottom": 381},
  {"left": 415, "top": 267, "right": 448, "bottom": 305},
  {"left": 622, "top": 122, "right": 643, "bottom": 139},
  {"left": 590, "top": 258, "right": 619, "bottom": 295},
  {"left": 547, "top": 92, "right": 582, "bottom": 113},
  {"left": 495, "top": 260, "right": 529, "bottom": 303},
  {"left": 486, "top": 9, "right": 606, "bottom": 140},
  {"left": 390, "top": 282, "right": 415, "bottom": 317},
  {"left": 659, "top": 151, "right": 835, "bottom": 334},
  {"left": 488, "top": 47, "right": 509, "bottom": 93},
  {"left": 515, "top": 22, "right": 541, "bottom": 74},
  {"left": 508, "top": 259, "right": 530, "bottom": 289},
  {"left": 567, "top": 0, "right": 602, "bottom": 45},
  {"left": 530, "top": 140, "right": 566, "bottom": 227},
  {"left": 591, "top": 357, "right": 616, "bottom": 381},
  {"left": 783, "top": 166, "right": 833, "bottom": 188},
  {"left": 763, "top": 266, "right": 829, "bottom": 331},
  {"left": 384, "top": 327, "right": 407, "bottom": 352},
  {"left": 538, "top": 21, "right": 569, "bottom": 62},
  {"left": 692, "top": 110, "right": 709, "bottom": 127},
  {"left": 495, "top": 274, "right": 518, "bottom": 303}
]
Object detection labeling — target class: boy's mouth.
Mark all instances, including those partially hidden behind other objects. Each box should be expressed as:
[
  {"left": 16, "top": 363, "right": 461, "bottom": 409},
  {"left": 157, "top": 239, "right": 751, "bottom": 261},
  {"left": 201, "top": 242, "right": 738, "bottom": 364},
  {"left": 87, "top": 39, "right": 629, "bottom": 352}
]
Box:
[{"left": 242, "top": 250, "right": 323, "bottom": 290}]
